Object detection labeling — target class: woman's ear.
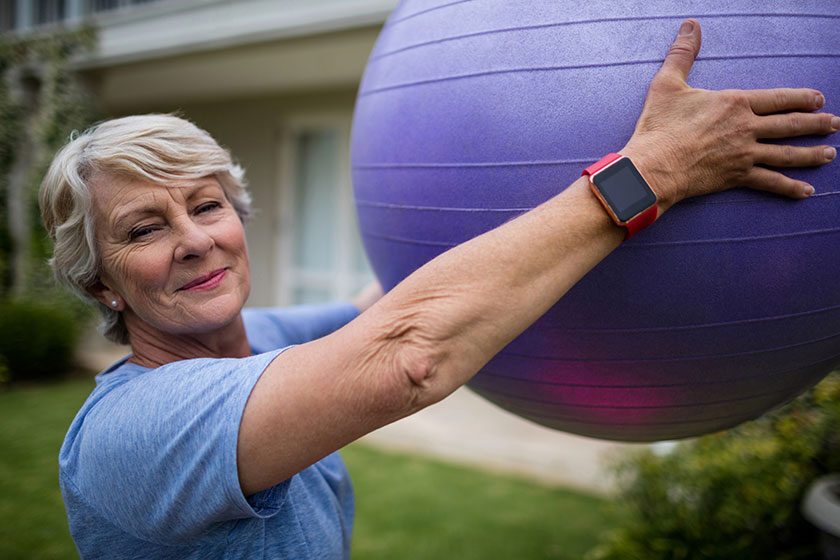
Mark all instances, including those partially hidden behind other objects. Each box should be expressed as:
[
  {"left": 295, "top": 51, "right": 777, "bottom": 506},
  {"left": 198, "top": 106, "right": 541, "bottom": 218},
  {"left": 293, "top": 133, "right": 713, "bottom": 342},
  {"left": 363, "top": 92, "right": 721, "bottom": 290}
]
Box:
[{"left": 89, "top": 280, "right": 123, "bottom": 312}]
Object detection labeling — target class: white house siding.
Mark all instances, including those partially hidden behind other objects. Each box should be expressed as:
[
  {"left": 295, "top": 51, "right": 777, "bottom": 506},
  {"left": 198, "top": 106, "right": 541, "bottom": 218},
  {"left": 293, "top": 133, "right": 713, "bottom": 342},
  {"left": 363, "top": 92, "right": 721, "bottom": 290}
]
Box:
[
  {"left": 169, "top": 90, "right": 363, "bottom": 307},
  {"left": 76, "top": 6, "right": 392, "bottom": 306}
]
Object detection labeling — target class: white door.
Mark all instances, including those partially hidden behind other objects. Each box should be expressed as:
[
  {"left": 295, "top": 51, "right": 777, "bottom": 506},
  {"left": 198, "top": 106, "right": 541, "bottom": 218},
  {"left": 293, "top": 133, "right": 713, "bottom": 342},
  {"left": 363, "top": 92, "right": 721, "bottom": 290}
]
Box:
[{"left": 275, "top": 115, "right": 372, "bottom": 305}]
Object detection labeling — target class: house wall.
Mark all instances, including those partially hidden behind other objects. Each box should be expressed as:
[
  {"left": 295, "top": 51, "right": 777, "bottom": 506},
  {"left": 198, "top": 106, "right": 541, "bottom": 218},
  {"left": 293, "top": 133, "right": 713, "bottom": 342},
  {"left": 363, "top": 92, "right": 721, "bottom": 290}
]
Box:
[
  {"left": 102, "top": 88, "right": 360, "bottom": 307},
  {"left": 77, "top": 10, "right": 386, "bottom": 307},
  {"left": 178, "top": 90, "right": 360, "bottom": 307},
  {"left": 87, "top": 26, "right": 383, "bottom": 110}
]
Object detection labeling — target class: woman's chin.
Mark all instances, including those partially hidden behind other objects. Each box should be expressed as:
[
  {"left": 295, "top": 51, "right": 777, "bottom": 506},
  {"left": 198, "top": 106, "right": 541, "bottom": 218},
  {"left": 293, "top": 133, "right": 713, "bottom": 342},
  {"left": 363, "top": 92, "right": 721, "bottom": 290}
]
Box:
[{"left": 129, "top": 296, "right": 246, "bottom": 340}]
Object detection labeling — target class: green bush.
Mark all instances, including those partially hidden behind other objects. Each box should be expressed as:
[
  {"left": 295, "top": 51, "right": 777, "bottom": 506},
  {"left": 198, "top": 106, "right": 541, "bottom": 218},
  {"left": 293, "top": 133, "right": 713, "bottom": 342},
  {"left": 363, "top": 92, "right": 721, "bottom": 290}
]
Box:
[
  {"left": 0, "top": 299, "right": 83, "bottom": 382},
  {"left": 589, "top": 372, "right": 840, "bottom": 560}
]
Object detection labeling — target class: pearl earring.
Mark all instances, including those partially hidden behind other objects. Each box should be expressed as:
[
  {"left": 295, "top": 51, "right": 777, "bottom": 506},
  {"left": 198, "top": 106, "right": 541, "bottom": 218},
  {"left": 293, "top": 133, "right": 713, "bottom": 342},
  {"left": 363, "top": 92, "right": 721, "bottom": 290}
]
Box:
[{"left": 111, "top": 300, "right": 118, "bottom": 308}]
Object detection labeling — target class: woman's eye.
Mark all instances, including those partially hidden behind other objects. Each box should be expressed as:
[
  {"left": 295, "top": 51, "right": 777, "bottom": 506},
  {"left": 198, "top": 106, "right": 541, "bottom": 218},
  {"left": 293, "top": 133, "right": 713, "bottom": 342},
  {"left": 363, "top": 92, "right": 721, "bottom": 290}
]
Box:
[
  {"left": 128, "top": 226, "right": 156, "bottom": 241},
  {"left": 196, "top": 201, "right": 221, "bottom": 214}
]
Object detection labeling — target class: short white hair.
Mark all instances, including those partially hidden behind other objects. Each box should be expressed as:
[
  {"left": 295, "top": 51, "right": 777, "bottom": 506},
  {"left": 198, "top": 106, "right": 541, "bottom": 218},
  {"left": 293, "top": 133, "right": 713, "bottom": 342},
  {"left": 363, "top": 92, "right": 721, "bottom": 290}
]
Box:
[{"left": 39, "top": 114, "right": 252, "bottom": 344}]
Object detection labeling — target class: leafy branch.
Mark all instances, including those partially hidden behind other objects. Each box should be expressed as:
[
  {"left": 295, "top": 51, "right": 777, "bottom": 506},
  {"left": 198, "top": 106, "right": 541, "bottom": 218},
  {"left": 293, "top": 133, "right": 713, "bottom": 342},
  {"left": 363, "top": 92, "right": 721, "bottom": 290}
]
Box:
[{"left": 0, "top": 24, "right": 98, "bottom": 299}]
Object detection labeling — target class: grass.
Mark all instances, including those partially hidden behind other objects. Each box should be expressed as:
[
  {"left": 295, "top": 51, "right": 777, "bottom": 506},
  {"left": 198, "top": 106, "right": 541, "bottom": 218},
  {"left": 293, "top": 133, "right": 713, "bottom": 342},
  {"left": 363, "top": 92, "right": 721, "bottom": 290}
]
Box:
[
  {"left": 0, "top": 378, "right": 92, "bottom": 560},
  {"left": 344, "top": 444, "right": 626, "bottom": 559},
  {"left": 0, "top": 378, "right": 626, "bottom": 559}
]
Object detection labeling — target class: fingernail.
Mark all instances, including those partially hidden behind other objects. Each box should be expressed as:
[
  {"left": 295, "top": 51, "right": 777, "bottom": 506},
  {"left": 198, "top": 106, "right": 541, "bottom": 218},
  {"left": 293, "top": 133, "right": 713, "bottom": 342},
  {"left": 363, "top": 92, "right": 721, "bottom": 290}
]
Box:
[
  {"left": 825, "top": 147, "right": 837, "bottom": 160},
  {"left": 815, "top": 94, "right": 825, "bottom": 108},
  {"left": 831, "top": 116, "right": 840, "bottom": 131},
  {"left": 802, "top": 184, "right": 815, "bottom": 197},
  {"left": 679, "top": 20, "right": 695, "bottom": 36}
]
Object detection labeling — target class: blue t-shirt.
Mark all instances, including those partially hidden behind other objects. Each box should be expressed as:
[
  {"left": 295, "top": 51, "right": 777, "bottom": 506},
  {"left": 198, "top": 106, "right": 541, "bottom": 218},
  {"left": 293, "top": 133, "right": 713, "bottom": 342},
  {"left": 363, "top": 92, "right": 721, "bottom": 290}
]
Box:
[{"left": 59, "top": 303, "right": 359, "bottom": 559}]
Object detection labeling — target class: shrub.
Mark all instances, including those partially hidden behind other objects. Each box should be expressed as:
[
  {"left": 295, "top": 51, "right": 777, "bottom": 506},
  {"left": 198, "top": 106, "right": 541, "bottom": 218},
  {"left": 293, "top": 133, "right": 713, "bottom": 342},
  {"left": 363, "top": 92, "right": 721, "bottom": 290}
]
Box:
[
  {"left": 0, "top": 298, "right": 83, "bottom": 382},
  {"left": 589, "top": 372, "right": 840, "bottom": 560},
  {"left": 0, "top": 353, "right": 9, "bottom": 387}
]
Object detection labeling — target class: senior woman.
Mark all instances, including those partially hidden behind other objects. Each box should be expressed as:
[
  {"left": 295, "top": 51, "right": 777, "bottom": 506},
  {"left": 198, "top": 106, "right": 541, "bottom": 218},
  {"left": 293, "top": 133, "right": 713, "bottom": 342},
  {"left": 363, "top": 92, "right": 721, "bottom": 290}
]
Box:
[{"left": 41, "top": 21, "right": 837, "bottom": 559}]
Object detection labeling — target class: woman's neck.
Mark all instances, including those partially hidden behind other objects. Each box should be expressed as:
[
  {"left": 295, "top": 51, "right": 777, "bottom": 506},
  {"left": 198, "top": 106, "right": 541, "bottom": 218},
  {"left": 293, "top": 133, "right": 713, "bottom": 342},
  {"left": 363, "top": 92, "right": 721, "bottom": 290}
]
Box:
[{"left": 124, "top": 312, "right": 252, "bottom": 368}]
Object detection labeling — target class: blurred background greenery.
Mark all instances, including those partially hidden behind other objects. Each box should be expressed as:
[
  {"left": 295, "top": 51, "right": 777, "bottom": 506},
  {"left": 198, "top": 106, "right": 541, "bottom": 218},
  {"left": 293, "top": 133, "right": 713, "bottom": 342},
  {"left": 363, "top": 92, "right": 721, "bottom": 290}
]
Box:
[{"left": 0, "top": 25, "right": 98, "bottom": 386}]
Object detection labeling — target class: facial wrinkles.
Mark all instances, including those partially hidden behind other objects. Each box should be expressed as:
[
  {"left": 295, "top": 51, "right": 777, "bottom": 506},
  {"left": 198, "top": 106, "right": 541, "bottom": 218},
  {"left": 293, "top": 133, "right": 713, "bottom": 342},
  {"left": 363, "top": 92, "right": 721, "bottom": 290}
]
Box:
[
  {"left": 92, "top": 176, "right": 240, "bottom": 319},
  {"left": 85, "top": 173, "right": 251, "bottom": 364},
  {"left": 97, "top": 188, "right": 183, "bottom": 291}
]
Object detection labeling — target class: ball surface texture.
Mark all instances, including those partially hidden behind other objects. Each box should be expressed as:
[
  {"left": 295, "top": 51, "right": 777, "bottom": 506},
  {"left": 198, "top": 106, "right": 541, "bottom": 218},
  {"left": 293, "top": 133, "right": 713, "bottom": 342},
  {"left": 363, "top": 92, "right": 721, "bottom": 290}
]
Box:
[{"left": 351, "top": 0, "right": 840, "bottom": 441}]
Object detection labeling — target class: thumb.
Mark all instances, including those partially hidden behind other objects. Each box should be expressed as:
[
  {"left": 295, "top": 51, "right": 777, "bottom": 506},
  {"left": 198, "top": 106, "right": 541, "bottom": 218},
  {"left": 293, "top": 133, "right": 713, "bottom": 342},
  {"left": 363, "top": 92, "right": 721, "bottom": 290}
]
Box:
[{"left": 657, "top": 19, "right": 701, "bottom": 84}]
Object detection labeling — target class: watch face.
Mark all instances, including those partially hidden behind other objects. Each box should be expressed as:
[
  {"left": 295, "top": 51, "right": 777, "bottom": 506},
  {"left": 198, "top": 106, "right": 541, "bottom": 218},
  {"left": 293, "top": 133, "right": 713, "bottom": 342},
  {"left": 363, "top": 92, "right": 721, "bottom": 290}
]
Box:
[{"left": 592, "top": 158, "right": 657, "bottom": 223}]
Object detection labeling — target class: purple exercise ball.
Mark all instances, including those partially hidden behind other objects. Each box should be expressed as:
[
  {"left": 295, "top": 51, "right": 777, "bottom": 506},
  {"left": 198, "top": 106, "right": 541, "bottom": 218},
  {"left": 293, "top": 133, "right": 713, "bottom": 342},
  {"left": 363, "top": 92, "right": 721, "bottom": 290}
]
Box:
[{"left": 351, "top": 0, "right": 840, "bottom": 441}]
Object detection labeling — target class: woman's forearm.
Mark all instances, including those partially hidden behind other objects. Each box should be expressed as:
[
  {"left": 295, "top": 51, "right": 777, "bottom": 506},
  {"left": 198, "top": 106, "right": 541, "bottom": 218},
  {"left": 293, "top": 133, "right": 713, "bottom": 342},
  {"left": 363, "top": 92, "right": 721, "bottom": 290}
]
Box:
[
  {"left": 237, "top": 173, "right": 625, "bottom": 495},
  {"left": 356, "top": 175, "right": 624, "bottom": 409}
]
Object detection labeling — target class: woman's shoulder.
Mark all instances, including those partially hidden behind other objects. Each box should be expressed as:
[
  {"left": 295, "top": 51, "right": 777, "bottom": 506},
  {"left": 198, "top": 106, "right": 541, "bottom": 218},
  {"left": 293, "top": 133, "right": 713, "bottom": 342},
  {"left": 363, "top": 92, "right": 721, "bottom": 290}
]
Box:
[
  {"left": 242, "top": 303, "right": 359, "bottom": 353},
  {"left": 59, "top": 349, "right": 290, "bottom": 544},
  {"left": 61, "top": 350, "right": 285, "bottom": 469}
]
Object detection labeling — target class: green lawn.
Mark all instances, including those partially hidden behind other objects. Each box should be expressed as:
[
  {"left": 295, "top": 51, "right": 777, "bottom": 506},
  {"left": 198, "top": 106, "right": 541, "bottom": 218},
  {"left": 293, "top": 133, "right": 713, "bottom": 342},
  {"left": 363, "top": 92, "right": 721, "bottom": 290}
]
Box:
[
  {"left": 345, "top": 444, "right": 626, "bottom": 559},
  {"left": 0, "top": 378, "right": 92, "bottom": 560},
  {"left": 0, "top": 378, "right": 625, "bottom": 559}
]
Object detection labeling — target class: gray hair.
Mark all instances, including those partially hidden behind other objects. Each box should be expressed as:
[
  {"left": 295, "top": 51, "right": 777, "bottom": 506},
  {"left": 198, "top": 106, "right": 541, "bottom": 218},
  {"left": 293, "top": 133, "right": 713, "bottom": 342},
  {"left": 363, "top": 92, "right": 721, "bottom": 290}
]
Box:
[{"left": 39, "top": 114, "right": 252, "bottom": 345}]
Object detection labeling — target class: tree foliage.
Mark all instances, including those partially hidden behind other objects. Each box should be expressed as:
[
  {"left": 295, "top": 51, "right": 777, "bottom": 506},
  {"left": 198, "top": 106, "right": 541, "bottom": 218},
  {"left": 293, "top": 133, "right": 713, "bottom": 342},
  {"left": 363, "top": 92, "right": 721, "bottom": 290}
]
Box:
[
  {"left": 0, "top": 25, "right": 99, "bottom": 383},
  {"left": 0, "top": 24, "right": 98, "bottom": 298}
]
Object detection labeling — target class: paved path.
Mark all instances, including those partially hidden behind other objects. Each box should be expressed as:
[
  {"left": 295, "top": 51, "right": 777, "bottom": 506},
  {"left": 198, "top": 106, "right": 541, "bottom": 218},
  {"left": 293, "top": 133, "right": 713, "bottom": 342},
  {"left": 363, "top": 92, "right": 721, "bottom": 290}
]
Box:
[
  {"left": 77, "top": 330, "right": 651, "bottom": 494},
  {"left": 359, "top": 386, "right": 647, "bottom": 493}
]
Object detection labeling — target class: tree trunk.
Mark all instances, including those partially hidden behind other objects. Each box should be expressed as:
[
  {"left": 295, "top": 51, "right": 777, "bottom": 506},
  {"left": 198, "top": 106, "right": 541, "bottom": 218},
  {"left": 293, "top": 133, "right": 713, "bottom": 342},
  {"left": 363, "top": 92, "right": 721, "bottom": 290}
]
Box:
[{"left": 6, "top": 70, "right": 39, "bottom": 297}]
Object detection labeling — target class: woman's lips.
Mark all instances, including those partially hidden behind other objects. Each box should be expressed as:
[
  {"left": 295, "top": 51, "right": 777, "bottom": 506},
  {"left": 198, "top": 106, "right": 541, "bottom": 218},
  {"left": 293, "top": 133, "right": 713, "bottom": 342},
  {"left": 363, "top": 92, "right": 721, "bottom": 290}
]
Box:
[{"left": 180, "top": 269, "right": 227, "bottom": 291}]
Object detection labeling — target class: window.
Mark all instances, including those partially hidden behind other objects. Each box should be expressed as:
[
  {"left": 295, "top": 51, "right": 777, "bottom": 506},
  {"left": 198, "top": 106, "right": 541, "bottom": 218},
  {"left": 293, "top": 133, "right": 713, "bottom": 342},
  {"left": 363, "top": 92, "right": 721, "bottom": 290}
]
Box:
[
  {"left": 88, "top": 0, "right": 121, "bottom": 11},
  {"left": 87, "top": 0, "right": 162, "bottom": 14},
  {"left": 0, "top": 2, "right": 15, "bottom": 32},
  {"left": 276, "top": 117, "right": 372, "bottom": 306},
  {"left": 34, "top": 0, "right": 64, "bottom": 25},
  {"left": 3, "top": 0, "right": 167, "bottom": 31}
]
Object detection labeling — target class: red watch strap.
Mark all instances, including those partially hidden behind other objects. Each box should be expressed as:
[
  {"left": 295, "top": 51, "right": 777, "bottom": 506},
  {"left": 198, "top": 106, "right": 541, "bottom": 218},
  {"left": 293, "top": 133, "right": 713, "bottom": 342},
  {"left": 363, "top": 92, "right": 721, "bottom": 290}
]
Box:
[
  {"left": 624, "top": 205, "right": 658, "bottom": 239},
  {"left": 581, "top": 153, "right": 623, "bottom": 177}
]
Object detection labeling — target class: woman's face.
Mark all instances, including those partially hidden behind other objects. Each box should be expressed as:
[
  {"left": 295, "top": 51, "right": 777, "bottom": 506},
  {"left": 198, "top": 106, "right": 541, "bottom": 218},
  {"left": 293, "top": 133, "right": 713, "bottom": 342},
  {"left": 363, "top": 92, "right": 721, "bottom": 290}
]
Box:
[{"left": 90, "top": 173, "right": 251, "bottom": 338}]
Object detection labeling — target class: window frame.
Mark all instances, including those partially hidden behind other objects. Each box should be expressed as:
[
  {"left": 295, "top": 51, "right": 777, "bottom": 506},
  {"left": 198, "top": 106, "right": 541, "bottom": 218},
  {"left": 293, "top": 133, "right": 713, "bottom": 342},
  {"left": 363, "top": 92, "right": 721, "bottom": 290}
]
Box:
[{"left": 274, "top": 112, "right": 371, "bottom": 306}]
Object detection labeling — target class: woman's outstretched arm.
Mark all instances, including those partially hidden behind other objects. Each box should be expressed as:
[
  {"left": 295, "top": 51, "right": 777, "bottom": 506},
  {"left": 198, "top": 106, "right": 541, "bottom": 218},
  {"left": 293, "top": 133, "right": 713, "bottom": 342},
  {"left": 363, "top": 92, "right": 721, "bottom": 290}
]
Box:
[{"left": 236, "top": 19, "right": 838, "bottom": 496}]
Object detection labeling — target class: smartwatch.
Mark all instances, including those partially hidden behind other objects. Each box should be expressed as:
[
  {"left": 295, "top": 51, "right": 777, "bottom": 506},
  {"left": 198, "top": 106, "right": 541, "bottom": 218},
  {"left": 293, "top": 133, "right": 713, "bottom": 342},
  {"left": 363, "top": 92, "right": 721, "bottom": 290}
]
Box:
[{"left": 582, "top": 153, "right": 658, "bottom": 240}]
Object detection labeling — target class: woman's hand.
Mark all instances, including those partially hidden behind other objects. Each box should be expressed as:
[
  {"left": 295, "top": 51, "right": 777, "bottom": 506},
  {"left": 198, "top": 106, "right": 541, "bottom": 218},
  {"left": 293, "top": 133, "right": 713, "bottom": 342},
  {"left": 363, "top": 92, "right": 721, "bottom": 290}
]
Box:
[{"left": 622, "top": 19, "right": 838, "bottom": 212}]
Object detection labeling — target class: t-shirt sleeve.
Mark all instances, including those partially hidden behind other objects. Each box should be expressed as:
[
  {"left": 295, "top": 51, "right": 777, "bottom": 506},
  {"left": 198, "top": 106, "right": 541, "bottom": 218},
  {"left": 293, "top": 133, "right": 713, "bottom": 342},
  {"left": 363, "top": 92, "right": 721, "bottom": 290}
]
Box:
[
  {"left": 242, "top": 302, "right": 359, "bottom": 353},
  {"left": 60, "top": 350, "right": 286, "bottom": 546}
]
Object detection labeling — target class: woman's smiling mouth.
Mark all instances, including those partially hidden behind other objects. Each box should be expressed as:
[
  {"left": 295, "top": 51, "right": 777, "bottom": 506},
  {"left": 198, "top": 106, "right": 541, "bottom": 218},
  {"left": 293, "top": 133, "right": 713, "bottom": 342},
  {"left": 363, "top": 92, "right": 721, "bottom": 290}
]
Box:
[{"left": 179, "top": 269, "right": 227, "bottom": 291}]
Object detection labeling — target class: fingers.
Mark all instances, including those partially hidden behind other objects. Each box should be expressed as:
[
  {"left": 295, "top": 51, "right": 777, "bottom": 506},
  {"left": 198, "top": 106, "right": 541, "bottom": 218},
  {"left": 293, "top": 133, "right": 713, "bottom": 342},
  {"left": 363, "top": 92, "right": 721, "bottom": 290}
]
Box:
[
  {"left": 741, "top": 166, "right": 815, "bottom": 199},
  {"left": 754, "top": 111, "right": 840, "bottom": 139},
  {"left": 656, "top": 19, "right": 701, "bottom": 84},
  {"left": 754, "top": 143, "right": 837, "bottom": 168},
  {"left": 746, "top": 88, "right": 826, "bottom": 115}
]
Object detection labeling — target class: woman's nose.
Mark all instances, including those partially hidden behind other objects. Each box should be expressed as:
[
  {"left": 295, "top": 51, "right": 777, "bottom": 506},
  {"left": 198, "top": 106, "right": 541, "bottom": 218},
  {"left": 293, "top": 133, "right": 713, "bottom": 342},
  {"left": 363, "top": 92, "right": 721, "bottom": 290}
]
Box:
[{"left": 173, "top": 219, "right": 214, "bottom": 262}]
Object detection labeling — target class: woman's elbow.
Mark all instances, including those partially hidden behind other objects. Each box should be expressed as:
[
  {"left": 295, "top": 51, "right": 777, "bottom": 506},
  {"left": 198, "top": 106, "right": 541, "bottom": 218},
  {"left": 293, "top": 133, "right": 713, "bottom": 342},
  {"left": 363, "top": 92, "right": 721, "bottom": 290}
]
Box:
[{"left": 355, "top": 321, "right": 449, "bottom": 421}]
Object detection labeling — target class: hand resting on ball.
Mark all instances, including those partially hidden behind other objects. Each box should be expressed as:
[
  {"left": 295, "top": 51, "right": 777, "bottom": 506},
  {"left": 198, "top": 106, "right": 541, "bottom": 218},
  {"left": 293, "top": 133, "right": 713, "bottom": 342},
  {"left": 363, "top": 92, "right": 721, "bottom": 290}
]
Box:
[{"left": 623, "top": 19, "right": 837, "bottom": 212}]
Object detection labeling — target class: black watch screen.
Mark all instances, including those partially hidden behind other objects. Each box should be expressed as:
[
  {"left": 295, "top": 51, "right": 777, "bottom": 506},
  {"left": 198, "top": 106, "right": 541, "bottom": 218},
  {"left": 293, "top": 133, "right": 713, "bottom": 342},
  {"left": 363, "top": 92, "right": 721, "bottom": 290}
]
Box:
[{"left": 591, "top": 158, "right": 657, "bottom": 222}]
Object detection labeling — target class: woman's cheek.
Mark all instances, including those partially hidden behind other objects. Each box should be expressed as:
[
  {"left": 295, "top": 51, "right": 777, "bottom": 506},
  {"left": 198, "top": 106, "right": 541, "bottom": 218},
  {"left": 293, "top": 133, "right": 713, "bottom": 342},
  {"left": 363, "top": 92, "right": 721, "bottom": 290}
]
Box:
[{"left": 121, "top": 244, "right": 173, "bottom": 297}]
